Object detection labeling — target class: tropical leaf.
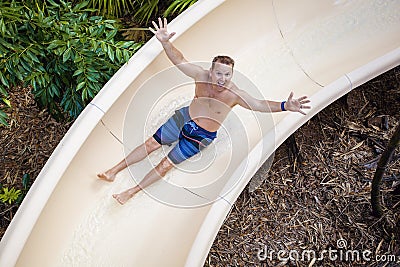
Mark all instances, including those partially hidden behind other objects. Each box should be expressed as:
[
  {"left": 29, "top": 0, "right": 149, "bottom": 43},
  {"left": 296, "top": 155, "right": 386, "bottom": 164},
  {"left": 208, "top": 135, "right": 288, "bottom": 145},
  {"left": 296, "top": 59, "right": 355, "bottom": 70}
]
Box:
[
  {"left": 134, "top": 0, "right": 159, "bottom": 24},
  {"left": 0, "top": 109, "right": 9, "bottom": 127},
  {"left": 163, "top": 0, "right": 197, "bottom": 17}
]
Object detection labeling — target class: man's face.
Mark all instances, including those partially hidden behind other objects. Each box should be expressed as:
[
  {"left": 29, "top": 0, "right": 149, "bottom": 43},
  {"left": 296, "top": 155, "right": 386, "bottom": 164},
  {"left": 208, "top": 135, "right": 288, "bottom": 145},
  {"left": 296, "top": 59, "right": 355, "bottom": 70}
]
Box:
[{"left": 210, "top": 62, "right": 233, "bottom": 88}]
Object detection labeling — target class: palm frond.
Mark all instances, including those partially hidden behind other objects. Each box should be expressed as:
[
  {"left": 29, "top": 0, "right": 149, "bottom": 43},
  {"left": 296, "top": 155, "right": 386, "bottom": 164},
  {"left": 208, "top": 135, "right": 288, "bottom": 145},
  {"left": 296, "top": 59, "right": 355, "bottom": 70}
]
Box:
[
  {"left": 134, "top": 0, "right": 159, "bottom": 24},
  {"left": 163, "top": 0, "right": 197, "bottom": 17}
]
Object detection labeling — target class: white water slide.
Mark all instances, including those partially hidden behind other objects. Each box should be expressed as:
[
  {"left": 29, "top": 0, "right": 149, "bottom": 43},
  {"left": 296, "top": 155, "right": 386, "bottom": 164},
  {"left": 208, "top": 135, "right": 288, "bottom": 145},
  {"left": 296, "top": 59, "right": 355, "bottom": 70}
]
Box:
[{"left": 1, "top": 0, "right": 399, "bottom": 266}]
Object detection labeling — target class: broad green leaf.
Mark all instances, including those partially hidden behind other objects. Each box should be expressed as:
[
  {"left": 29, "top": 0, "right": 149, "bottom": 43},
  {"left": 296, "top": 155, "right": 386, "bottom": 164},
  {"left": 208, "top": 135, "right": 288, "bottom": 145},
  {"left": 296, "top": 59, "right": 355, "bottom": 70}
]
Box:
[
  {"left": 73, "top": 1, "right": 89, "bottom": 11},
  {"left": 107, "top": 45, "right": 114, "bottom": 62},
  {"left": 0, "top": 85, "right": 8, "bottom": 97},
  {"left": 87, "top": 75, "right": 97, "bottom": 82},
  {"left": 11, "top": 56, "right": 20, "bottom": 67},
  {"left": 82, "top": 88, "right": 88, "bottom": 101},
  {"left": 101, "top": 42, "right": 107, "bottom": 54},
  {"left": 73, "top": 69, "right": 84, "bottom": 77},
  {"left": 0, "top": 19, "right": 6, "bottom": 35},
  {"left": 20, "top": 59, "right": 32, "bottom": 72},
  {"left": 74, "top": 55, "right": 83, "bottom": 63},
  {"left": 14, "top": 69, "right": 23, "bottom": 81},
  {"left": 63, "top": 47, "right": 72, "bottom": 62},
  {"left": 105, "top": 29, "right": 117, "bottom": 41},
  {"left": 55, "top": 46, "right": 67, "bottom": 56},
  {"left": 87, "top": 67, "right": 98, "bottom": 73},
  {"left": 76, "top": 81, "right": 86, "bottom": 91},
  {"left": 123, "top": 50, "right": 130, "bottom": 62},
  {"left": 0, "top": 111, "right": 9, "bottom": 127},
  {"left": 47, "top": 42, "right": 61, "bottom": 50},
  {"left": 0, "top": 109, "right": 8, "bottom": 118},
  {"left": 26, "top": 50, "right": 40, "bottom": 63},
  {"left": 91, "top": 39, "right": 99, "bottom": 51},
  {"left": 115, "top": 48, "right": 122, "bottom": 62},
  {"left": 50, "top": 84, "right": 60, "bottom": 98},
  {"left": 0, "top": 72, "right": 10, "bottom": 88}
]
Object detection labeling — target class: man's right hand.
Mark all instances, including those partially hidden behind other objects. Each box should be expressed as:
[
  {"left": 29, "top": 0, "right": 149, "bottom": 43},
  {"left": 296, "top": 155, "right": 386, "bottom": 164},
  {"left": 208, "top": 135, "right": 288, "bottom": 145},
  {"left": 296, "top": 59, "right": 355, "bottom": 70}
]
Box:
[
  {"left": 149, "top": 17, "right": 204, "bottom": 79},
  {"left": 149, "top": 17, "right": 176, "bottom": 44}
]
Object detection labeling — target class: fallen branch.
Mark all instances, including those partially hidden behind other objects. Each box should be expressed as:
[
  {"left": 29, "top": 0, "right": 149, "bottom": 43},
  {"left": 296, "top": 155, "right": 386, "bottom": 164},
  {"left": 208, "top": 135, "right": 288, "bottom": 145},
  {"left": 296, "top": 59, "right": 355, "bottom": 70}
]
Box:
[{"left": 371, "top": 122, "right": 400, "bottom": 217}]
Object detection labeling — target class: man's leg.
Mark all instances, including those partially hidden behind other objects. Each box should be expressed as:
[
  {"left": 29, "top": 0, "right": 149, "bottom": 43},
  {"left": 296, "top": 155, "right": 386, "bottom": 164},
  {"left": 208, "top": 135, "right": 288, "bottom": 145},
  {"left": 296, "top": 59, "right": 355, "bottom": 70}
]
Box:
[
  {"left": 112, "top": 156, "right": 174, "bottom": 205},
  {"left": 97, "top": 137, "right": 161, "bottom": 182}
]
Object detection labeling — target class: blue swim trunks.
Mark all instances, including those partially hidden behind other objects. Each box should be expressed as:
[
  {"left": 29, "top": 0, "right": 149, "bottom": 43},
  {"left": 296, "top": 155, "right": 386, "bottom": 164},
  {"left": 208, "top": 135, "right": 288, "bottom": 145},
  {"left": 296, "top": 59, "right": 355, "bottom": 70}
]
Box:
[{"left": 153, "top": 106, "right": 217, "bottom": 164}]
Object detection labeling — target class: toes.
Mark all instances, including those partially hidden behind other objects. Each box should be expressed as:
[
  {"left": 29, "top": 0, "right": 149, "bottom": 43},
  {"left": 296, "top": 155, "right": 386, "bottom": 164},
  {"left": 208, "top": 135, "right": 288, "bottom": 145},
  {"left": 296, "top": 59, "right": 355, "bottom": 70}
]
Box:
[
  {"left": 98, "top": 173, "right": 107, "bottom": 179},
  {"left": 98, "top": 173, "right": 114, "bottom": 182}
]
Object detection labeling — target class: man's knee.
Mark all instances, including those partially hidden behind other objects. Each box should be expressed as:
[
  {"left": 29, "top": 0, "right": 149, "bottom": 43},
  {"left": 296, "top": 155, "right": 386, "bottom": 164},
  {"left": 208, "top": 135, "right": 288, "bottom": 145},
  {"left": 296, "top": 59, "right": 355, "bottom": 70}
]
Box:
[
  {"left": 155, "top": 157, "right": 174, "bottom": 177},
  {"left": 145, "top": 137, "right": 161, "bottom": 152}
]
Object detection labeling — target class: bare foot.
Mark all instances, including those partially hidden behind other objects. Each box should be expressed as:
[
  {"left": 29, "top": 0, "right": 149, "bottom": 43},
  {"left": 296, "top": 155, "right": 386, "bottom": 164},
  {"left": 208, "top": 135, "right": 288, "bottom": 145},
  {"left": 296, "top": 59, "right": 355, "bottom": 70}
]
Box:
[
  {"left": 97, "top": 171, "right": 116, "bottom": 182},
  {"left": 112, "top": 190, "right": 134, "bottom": 205}
]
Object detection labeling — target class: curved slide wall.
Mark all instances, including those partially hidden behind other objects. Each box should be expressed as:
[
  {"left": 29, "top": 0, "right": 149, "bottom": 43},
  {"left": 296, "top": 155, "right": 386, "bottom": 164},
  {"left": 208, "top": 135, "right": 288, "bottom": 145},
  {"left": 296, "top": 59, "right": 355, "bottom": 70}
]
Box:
[{"left": 0, "top": 0, "right": 399, "bottom": 266}]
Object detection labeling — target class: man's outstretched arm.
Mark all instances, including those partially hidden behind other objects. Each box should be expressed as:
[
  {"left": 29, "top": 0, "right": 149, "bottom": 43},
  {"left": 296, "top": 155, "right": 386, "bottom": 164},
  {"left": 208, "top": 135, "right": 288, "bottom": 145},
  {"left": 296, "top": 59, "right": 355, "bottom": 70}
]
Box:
[
  {"left": 235, "top": 88, "right": 311, "bottom": 115},
  {"left": 149, "top": 18, "right": 204, "bottom": 79}
]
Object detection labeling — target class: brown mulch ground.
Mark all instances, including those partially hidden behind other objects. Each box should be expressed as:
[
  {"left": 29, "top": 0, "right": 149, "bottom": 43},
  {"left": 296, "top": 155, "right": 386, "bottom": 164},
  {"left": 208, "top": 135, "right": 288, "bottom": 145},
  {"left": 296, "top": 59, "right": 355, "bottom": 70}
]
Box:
[
  {"left": 0, "top": 86, "right": 73, "bottom": 238},
  {"left": 1, "top": 67, "right": 399, "bottom": 267}
]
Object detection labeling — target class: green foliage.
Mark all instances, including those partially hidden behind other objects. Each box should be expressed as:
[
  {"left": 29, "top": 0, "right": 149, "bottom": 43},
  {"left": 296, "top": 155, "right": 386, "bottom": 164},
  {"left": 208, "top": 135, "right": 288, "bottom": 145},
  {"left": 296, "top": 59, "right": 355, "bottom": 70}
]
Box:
[
  {"left": 86, "top": 0, "right": 161, "bottom": 23},
  {"left": 134, "top": 0, "right": 159, "bottom": 24},
  {"left": 163, "top": 0, "right": 198, "bottom": 17},
  {"left": 0, "top": 98, "right": 11, "bottom": 126},
  {"left": 0, "top": 103, "right": 9, "bottom": 127},
  {"left": 86, "top": 0, "right": 134, "bottom": 17},
  {"left": 0, "top": 0, "right": 142, "bottom": 122},
  {"left": 134, "top": 0, "right": 198, "bottom": 24},
  {"left": 85, "top": 0, "right": 198, "bottom": 22},
  {"left": 85, "top": 0, "right": 154, "bottom": 19},
  {"left": 0, "top": 187, "right": 22, "bottom": 205}
]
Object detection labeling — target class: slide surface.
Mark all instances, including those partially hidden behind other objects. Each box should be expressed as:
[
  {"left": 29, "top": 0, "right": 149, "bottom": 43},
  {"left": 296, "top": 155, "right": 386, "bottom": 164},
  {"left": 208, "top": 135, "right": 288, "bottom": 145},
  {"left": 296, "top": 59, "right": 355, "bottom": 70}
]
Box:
[{"left": 1, "top": 0, "right": 399, "bottom": 266}]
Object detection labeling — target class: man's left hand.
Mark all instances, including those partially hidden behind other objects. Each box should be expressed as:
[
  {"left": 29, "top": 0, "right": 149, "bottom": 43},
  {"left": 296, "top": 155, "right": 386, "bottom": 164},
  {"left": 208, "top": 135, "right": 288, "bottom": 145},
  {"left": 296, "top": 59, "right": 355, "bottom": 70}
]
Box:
[{"left": 285, "top": 92, "right": 311, "bottom": 115}]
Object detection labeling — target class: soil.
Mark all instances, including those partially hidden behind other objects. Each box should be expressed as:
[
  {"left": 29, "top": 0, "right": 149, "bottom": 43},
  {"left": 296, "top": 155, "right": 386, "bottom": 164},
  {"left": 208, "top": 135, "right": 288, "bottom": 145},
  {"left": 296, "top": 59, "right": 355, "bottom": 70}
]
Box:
[
  {"left": 0, "top": 86, "right": 73, "bottom": 238},
  {"left": 1, "top": 67, "right": 399, "bottom": 267}
]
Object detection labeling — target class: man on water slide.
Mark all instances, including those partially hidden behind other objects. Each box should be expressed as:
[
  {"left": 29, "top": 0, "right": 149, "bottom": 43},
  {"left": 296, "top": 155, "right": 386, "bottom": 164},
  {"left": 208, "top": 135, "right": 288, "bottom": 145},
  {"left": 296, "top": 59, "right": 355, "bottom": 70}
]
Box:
[{"left": 98, "top": 18, "right": 311, "bottom": 205}]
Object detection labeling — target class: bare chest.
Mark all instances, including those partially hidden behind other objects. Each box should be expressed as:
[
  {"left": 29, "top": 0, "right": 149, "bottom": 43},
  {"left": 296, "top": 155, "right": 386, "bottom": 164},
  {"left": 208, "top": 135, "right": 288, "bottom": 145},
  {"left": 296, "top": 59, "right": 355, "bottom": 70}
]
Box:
[
  {"left": 189, "top": 82, "right": 237, "bottom": 131},
  {"left": 194, "top": 82, "right": 236, "bottom": 109}
]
